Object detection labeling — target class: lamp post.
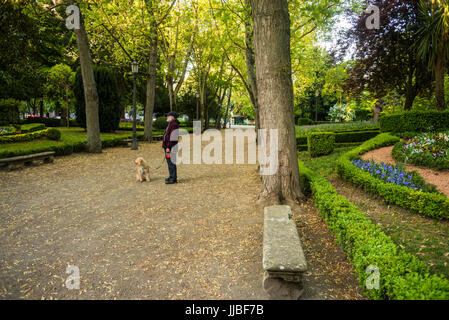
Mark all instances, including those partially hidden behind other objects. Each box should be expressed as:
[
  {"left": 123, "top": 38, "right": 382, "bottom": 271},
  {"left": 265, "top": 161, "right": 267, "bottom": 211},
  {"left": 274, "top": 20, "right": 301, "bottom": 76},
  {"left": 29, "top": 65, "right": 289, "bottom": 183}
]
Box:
[
  {"left": 131, "top": 61, "right": 139, "bottom": 150},
  {"left": 196, "top": 92, "right": 200, "bottom": 120}
]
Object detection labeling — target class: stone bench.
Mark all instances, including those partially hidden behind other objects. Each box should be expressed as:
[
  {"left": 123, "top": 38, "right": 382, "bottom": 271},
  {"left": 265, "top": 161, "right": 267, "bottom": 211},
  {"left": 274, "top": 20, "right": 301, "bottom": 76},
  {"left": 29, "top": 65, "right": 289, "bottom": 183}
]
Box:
[
  {"left": 263, "top": 205, "right": 307, "bottom": 300},
  {"left": 120, "top": 135, "right": 164, "bottom": 147},
  {"left": 0, "top": 151, "right": 55, "bottom": 171}
]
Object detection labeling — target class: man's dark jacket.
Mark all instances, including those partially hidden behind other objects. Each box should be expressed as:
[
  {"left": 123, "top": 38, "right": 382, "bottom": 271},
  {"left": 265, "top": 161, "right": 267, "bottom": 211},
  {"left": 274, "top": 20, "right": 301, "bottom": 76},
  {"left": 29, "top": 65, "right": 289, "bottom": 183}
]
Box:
[{"left": 162, "top": 119, "right": 180, "bottom": 150}]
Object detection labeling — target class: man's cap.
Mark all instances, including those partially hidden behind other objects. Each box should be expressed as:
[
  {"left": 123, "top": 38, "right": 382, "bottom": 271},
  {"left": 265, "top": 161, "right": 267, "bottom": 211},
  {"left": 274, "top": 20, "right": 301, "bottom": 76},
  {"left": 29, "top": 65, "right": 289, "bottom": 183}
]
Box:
[{"left": 166, "top": 111, "right": 178, "bottom": 118}]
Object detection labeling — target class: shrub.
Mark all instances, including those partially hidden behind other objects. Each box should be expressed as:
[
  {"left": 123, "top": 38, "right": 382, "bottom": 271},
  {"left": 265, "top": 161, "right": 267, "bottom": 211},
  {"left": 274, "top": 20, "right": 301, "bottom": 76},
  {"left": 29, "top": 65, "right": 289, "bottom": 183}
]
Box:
[
  {"left": 297, "top": 118, "right": 314, "bottom": 126},
  {"left": 153, "top": 117, "right": 168, "bottom": 130},
  {"left": 74, "top": 66, "right": 122, "bottom": 132},
  {"left": 47, "top": 128, "right": 61, "bottom": 141},
  {"left": 23, "top": 117, "right": 61, "bottom": 127},
  {"left": 298, "top": 159, "right": 449, "bottom": 300},
  {"left": 20, "top": 123, "right": 45, "bottom": 133},
  {"left": 0, "top": 126, "right": 16, "bottom": 136},
  {"left": 336, "top": 133, "right": 449, "bottom": 220},
  {"left": 0, "top": 99, "right": 20, "bottom": 124},
  {"left": 0, "top": 129, "right": 49, "bottom": 144},
  {"left": 380, "top": 111, "right": 449, "bottom": 133},
  {"left": 328, "top": 103, "right": 355, "bottom": 122},
  {"left": 307, "top": 132, "right": 335, "bottom": 157}
]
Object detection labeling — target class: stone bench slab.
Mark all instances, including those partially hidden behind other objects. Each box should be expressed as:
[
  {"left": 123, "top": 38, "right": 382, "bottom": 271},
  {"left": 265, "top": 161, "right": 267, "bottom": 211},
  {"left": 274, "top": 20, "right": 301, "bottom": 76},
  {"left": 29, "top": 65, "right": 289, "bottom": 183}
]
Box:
[{"left": 263, "top": 205, "right": 307, "bottom": 273}]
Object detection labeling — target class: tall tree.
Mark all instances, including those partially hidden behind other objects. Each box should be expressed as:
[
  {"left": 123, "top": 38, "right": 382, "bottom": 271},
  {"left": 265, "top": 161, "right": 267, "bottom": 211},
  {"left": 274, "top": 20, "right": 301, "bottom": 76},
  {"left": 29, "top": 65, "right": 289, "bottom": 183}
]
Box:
[
  {"left": 342, "top": 0, "right": 432, "bottom": 113},
  {"left": 250, "top": 0, "right": 302, "bottom": 207},
  {"left": 416, "top": 0, "right": 449, "bottom": 110},
  {"left": 71, "top": 2, "right": 102, "bottom": 152}
]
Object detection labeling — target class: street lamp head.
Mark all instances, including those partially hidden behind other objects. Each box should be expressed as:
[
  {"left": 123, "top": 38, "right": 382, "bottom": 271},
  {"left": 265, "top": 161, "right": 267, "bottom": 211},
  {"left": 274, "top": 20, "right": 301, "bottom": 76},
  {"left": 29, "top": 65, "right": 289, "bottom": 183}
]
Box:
[
  {"left": 196, "top": 92, "right": 200, "bottom": 99},
  {"left": 131, "top": 61, "right": 139, "bottom": 74}
]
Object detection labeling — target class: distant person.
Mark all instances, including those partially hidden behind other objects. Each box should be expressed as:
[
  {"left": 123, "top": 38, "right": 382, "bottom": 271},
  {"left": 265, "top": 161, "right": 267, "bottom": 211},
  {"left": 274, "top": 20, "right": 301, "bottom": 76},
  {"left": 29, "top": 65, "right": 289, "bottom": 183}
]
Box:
[{"left": 163, "top": 112, "right": 180, "bottom": 184}]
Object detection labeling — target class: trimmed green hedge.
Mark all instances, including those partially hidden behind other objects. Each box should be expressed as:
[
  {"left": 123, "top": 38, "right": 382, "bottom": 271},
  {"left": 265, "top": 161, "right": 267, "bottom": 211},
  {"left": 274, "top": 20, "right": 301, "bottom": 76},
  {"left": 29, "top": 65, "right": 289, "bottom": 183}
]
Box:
[
  {"left": 20, "top": 123, "right": 45, "bottom": 133},
  {"left": 307, "top": 132, "right": 335, "bottom": 157},
  {"left": 0, "top": 126, "right": 16, "bottom": 136},
  {"left": 0, "top": 129, "right": 50, "bottom": 144},
  {"left": 297, "top": 129, "right": 380, "bottom": 146},
  {"left": 380, "top": 111, "right": 449, "bottom": 133},
  {"left": 297, "top": 118, "right": 315, "bottom": 126},
  {"left": 299, "top": 159, "right": 449, "bottom": 300},
  {"left": 336, "top": 133, "right": 449, "bottom": 220}
]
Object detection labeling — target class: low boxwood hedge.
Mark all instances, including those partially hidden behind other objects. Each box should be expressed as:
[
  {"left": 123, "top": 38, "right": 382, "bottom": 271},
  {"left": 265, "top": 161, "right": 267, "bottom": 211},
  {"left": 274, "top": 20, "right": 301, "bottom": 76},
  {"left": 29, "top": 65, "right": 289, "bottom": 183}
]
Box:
[
  {"left": 0, "top": 129, "right": 50, "bottom": 144},
  {"left": 20, "top": 123, "right": 46, "bottom": 133},
  {"left": 380, "top": 111, "right": 449, "bottom": 133},
  {"left": 307, "top": 132, "right": 335, "bottom": 157},
  {"left": 299, "top": 159, "right": 449, "bottom": 300},
  {"left": 297, "top": 129, "right": 380, "bottom": 146},
  {"left": 297, "top": 118, "right": 315, "bottom": 126},
  {"left": 336, "top": 133, "right": 449, "bottom": 220},
  {"left": 0, "top": 126, "right": 16, "bottom": 136}
]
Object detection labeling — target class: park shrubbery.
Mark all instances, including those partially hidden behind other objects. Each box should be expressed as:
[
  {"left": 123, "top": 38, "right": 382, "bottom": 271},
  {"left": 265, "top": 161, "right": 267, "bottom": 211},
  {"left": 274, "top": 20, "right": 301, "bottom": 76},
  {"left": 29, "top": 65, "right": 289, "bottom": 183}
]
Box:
[
  {"left": 297, "top": 118, "right": 315, "bottom": 126},
  {"left": 392, "top": 132, "right": 449, "bottom": 171},
  {"left": 20, "top": 123, "right": 45, "bottom": 133},
  {"left": 153, "top": 117, "right": 168, "bottom": 130},
  {"left": 0, "top": 129, "right": 50, "bottom": 144},
  {"left": 0, "top": 126, "right": 16, "bottom": 136},
  {"left": 74, "top": 66, "right": 122, "bottom": 132},
  {"left": 299, "top": 159, "right": 449, "bottom": 300},
  {"left": 47, "top": 128, "right": 61, "bottom": 141},
  {"left": 336, "top": 133, "right": 449, "bottom": 220},
  {"left": 307, "top": 132, "right": 335, "bottom": 157},
  {"left": 0, "top": 99, "right": 20, "bottom": 125},
  {"left": 380, "top": 111, "right": 449, "bottom": 133}
]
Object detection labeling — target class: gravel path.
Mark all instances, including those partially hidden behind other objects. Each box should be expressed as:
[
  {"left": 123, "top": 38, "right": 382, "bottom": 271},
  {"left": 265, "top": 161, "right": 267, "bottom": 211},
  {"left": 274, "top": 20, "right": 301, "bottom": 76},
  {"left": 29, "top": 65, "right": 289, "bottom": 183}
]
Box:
[
  {"left": 0, "top": 137, "right": 265, "bottom": 299},
  {"left": 1, "top": 133, "right": 365, "bottom": 300}
]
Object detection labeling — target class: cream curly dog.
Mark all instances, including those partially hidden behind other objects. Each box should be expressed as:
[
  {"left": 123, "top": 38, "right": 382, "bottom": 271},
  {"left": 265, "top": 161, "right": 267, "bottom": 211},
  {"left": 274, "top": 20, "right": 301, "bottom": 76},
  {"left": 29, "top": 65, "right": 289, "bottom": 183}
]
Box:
[{"left": 135, "top": 157, "right": 150, "bottom": 182}]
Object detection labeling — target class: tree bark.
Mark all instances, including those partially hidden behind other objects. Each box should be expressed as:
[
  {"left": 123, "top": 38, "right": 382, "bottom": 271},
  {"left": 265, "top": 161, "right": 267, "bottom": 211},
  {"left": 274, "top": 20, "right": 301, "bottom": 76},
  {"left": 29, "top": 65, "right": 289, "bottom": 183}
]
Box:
[
  {"left": 372, "top": 99, "right": 384, "bottom": 122},
  {"left": 73, "top": 6, "right": 101, "bottom": 153},
  {"left": 144, "top": 16, "right": 158, "bottom": 141},
  {"left": 434, "top": 42, "right": 446, "bottom": 111},
  {"left": 250, "top": 0, "right": 302, "bottom": 207},
  {"left": 244, "top": 0, "right": 260, "bottom": 133}
]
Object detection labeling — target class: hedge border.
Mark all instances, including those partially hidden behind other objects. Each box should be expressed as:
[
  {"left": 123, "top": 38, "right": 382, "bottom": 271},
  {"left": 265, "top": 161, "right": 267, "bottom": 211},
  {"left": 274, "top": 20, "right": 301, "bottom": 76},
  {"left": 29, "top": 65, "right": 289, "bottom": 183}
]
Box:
[
  {"left": 0, "top": 129, "right": 50, "bottom": 144},
  {"left": 379, "top": 111, "right": 449, "bottom": 133},
  {"left": 297, "top": 129, "right": 380, "bottom": 146},
  {"left": 307, "top": 132, "right": 335, "bottom": 157},
  {"left": 298, "top": 159, "right": 449, "bottom": 300},
  {"left": 336, "top": 133, "right": 449, "bottom": 220}
]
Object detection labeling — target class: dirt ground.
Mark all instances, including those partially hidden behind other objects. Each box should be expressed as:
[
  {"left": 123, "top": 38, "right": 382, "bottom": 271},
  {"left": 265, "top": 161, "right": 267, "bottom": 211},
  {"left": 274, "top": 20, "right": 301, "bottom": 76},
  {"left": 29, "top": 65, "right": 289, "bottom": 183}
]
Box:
[
  {"left": 362, "top": 146, "right": 449, "bottom": 197},
  {"left": 1, "top": 132, "right": 363, "bottom": 300}
]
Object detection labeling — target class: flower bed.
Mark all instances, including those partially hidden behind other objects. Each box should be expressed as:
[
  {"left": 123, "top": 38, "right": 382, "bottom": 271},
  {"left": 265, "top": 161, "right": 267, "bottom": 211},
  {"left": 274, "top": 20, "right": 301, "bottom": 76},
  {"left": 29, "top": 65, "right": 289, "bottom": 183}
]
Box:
[
  {"left": 392, "top": 132, "right": 449, "bottom": 171},
  {"left": 299, "top": 159, "right": 449, "bottom": 300},
  {"left": 0, "top": 126, "right": 16, "bottom": 136},
  {"left": 351, "top": 159, "right": 439, "bottom": 194},
  {"left": 337, "top": 133, "right": 449, "bottom": 220}
]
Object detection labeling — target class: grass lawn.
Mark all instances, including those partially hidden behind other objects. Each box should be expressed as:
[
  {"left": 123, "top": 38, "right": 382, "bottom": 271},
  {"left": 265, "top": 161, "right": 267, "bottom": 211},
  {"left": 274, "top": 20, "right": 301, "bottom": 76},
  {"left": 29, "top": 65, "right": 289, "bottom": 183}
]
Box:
[
  {"left": 0, "top": 127, "right": 160, "bottom": 159},
  {"left": 296, "top": 121, "right": 380, "bottom": 136},
  {"left": 299, "top": 148, "right": 449, "bottom": 279}
]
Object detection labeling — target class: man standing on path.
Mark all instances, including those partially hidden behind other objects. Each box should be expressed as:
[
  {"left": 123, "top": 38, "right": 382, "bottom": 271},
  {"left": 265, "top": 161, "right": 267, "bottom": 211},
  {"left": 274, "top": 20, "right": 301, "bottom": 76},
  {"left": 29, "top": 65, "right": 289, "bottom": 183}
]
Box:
[{"left": 163, "top": 112, "right": 180, "bottom": 184}]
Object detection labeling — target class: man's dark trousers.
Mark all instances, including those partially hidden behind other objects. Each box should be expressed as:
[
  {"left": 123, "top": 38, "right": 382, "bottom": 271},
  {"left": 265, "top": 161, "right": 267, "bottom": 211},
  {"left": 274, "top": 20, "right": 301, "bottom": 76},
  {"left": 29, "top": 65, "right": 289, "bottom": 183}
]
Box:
[{"left": 166, "top": 152, "right": 177, "bottom": 181}]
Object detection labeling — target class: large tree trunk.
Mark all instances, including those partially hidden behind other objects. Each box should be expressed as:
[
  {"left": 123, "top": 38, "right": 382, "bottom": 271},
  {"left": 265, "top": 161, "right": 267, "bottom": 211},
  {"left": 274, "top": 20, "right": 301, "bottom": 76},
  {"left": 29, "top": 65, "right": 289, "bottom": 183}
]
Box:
[
  {"left": 250, "top": 0, "right": 302, "bottom": 207},
  {"left": 74, "top": 8, "right": 101, "bottom": 153},
  {"left": 404, "top": 63, "right": 417, "bottom": 111},
  {"left": 434, "top": 42, "right": 446, "bottom": 111},
  {"left": 372, "top": 99, "right": 384, "bottom": 122},
  {"left": 144, "top": 18, "right": 158, "bottom": 141}
]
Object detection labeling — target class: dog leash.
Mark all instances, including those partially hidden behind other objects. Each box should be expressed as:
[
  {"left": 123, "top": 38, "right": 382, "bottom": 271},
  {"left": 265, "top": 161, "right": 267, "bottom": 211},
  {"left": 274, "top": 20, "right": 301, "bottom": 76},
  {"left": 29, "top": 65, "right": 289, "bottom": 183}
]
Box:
[{"left": 148, "top": 155, "right": 167, "bottom": 171}]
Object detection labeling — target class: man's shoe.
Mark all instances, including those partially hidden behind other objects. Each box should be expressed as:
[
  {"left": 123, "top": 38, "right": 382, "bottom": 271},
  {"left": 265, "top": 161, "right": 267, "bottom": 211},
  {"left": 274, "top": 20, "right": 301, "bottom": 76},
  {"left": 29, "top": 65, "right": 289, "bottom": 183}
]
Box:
[
  {"left": 165, "top": 179, "right": 177, "bottom": 185},
  {"left": 165, "top": 177, "right": 171, "bottom": 182}
]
